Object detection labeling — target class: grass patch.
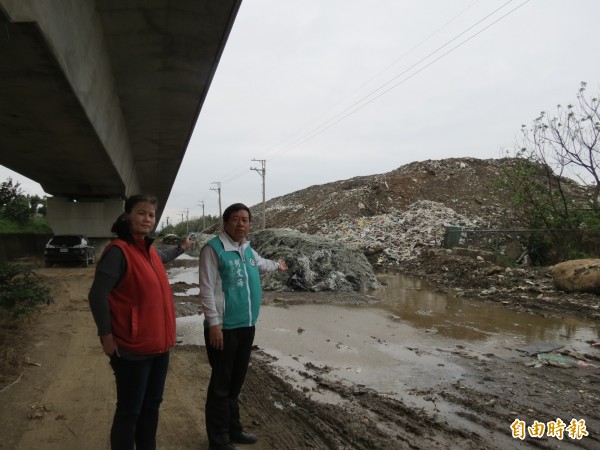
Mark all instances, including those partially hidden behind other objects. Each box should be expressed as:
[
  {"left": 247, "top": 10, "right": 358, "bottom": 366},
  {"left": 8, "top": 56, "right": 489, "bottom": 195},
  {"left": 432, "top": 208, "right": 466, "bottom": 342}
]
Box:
[
  {"left": 0, "top": 327, "right": 27, "bottom": 391},
  {"left": 0, "top": 263, "right": 52, "bottom": 322},
  {"left": 0, "top": 262, "right": 52, "bottom": 391},
  {"left": 0, "top": 217, "right": 52, "bottom": 234}
]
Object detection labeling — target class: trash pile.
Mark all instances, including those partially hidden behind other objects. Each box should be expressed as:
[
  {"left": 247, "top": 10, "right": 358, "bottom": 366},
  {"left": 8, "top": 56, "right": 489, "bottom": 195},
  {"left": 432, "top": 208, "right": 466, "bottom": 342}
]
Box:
[
  {"left": 262, "top": 157, "right": 522, "bottom": 236},
  {"left": 517, "top": 342, "right": 600, "bottom": 370},
  {"left": 186, "top": 232, "right": 215, "bottom": 258},
  {"left": 249, "top": 228, "right": 380, "bottom": 292},
  {"left": 314, "top": 200, "right": 484, "bottom": 269},
  {"left": 256, "top": 157, "right": 532, "bottom": 271}
]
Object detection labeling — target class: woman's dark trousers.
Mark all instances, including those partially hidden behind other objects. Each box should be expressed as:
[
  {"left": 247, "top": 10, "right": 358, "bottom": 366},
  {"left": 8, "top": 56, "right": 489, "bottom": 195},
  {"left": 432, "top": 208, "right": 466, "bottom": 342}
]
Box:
[{"left": 109, "top": 351, "right": 170, "bottom": 450}]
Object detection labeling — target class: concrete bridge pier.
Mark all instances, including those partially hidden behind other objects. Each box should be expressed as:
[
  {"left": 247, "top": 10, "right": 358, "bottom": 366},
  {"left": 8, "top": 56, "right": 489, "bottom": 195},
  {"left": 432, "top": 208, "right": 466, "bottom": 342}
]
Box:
[
  {"left": 0, "top": 0, "right": 242, "bottom": 250},
  {"left": 46, "top": 196, "right": 123, "bottom": 252}
]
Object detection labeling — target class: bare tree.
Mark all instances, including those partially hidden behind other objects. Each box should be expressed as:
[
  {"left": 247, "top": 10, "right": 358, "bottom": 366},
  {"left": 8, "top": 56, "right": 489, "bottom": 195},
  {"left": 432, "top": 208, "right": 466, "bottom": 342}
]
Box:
[{"left": 509, "top": 82, "right": 600, "bottom": 229}]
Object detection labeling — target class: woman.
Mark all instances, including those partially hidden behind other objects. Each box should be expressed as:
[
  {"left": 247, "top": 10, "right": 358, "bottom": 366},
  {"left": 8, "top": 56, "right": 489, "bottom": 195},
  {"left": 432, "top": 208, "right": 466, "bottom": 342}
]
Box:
[{"left": 88, "top": 194, "right": 193, "bottom": 450}]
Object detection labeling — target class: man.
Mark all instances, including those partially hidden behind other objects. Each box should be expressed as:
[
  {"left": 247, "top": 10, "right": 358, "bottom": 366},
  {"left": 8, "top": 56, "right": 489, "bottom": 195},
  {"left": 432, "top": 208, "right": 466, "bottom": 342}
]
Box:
[{"left": 199, "top": 203, "right": 288, "bottom": 450}]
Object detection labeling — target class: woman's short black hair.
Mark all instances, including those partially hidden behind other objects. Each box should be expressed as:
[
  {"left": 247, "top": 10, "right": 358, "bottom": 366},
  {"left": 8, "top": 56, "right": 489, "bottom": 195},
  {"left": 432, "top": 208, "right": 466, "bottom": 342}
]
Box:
[
  {"left": 111, "top": 194, "right": 158, "bottom": 242},
  {"left": 222, "top": 203, "right": 251, "bottom": 223}
]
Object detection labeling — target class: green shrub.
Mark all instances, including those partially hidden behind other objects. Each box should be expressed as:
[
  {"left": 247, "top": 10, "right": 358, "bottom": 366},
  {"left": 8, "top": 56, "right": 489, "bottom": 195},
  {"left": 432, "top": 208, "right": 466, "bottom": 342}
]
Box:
[
  {"left": 0, "top": 263, "right": 52, "bottom": 321},
  {"left": 494, "top": 254, "right": 517, "bottom": 267},
  {"left": 0, "top": 217, "right": 52, "bottom": 233}
]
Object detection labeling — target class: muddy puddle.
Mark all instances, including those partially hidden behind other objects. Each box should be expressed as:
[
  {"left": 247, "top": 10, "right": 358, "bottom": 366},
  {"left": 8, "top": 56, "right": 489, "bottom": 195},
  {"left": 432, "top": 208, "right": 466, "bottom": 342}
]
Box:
[{"left": 173, "top": 268, "right": 599, "bottom": 419}]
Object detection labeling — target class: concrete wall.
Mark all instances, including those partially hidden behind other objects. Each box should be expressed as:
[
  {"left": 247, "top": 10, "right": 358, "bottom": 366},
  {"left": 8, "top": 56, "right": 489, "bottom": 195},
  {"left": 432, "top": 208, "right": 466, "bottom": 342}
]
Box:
[
  {"left": 46, "top": 197, "right": 123, "bottom": 238},
  {"left": 0, "top": 233, "right": 52, "bottom": 262}
]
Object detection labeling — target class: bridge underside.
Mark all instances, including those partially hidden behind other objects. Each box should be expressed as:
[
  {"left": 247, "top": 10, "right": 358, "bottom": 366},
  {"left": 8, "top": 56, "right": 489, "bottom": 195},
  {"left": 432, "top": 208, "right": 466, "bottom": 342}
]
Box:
[{"left": 0, "top": 0, "right": 241, "bottom": 236}]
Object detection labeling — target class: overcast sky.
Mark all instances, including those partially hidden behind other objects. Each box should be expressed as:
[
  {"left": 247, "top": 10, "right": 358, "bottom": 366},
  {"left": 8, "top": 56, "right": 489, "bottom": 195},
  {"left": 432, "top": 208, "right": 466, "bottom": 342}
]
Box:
[{"left": 2, "top": 0, "right": 600, "bottom": 228}]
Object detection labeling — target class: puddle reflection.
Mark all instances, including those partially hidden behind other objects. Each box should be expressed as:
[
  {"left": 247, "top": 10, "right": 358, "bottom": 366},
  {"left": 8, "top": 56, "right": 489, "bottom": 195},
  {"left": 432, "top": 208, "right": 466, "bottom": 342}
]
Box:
[
  {"left": 174, "top": 270, "right": 599, "bottom": 411},
  {"left": 371, "top": 275, "right": 600, "bottom": 342},
  {"left": 371, "top": 273, "right": 600, "bottom": 348}
]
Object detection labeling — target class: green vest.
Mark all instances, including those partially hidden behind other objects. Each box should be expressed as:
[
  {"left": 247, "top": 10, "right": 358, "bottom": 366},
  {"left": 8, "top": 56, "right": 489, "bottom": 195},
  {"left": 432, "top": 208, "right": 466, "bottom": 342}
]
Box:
[{"left": 208, "top": 236, "right": 263, "bottom": 329}]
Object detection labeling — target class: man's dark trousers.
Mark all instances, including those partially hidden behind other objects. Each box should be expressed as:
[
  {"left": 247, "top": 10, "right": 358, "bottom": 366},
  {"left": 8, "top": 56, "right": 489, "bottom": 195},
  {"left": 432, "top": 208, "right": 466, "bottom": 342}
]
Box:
[{"left": 204, "top": 326, "right": 256, "bottom": 446}]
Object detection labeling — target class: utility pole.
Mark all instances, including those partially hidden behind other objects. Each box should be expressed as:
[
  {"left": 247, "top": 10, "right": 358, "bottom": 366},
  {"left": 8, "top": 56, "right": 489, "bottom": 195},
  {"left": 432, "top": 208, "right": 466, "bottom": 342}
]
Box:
[
  {"left": 210, "top": 182, "right": 222, "bottom": 217},
  {"left": 250, "top": 159, "right": 266, "bottom": 229},
  {"left": 197, "top": 201, "right": 205, "bottom": 230},
  {"left": 182, "top": 208, "right": 189, "bottom": 234}
]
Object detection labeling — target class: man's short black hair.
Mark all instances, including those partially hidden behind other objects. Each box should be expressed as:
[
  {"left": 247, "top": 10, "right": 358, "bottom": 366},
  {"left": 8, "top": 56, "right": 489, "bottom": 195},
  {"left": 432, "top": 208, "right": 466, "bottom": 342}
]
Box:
[{"left": 223, "top": 203, "right": 252, "bottom": 223}]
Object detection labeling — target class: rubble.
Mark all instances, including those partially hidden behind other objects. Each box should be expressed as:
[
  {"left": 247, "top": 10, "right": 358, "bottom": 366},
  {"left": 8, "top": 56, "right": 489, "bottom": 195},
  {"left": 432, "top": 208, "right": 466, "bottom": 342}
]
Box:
[
  {"left": 313, "top": 200, "right": 484, "bottom": 269},
  {"left": 248, "top": 228, "right": 380, "bottom": 292},
  {"left": 251, "top": 157, "right": 532, "bottom": 273},
  {"left": 262, "top": 157, "right": 520, "bottom": 235}
]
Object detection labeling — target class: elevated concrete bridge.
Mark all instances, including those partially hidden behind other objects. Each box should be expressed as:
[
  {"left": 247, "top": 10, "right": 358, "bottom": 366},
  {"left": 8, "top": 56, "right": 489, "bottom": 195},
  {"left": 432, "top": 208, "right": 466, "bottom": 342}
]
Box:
[{"left": 0, "top": 0, "right": 241, "bottom": 239}]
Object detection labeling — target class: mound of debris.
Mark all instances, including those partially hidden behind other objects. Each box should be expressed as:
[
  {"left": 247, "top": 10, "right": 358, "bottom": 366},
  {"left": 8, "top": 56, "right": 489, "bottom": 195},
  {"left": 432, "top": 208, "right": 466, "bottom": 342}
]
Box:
[
  {"left": 187, "top": 232, "right": 215, "bottom": 257},
  {"left": 242, "top": 157, "right": 536, "bottom": 270},
  {"left": 315, "top": 200, "right": 484, "bottom": 269},
  {"left": 249, "top": 228, "right": 380, "bottom": 292},
  {"left": 259, "top": 157, "right": 521, "bottom": 234}
]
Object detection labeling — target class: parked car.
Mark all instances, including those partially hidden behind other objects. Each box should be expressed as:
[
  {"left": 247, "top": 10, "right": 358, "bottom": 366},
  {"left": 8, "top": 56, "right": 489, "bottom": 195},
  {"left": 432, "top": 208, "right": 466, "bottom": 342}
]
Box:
[
  {"left": 160, "top": 234, "right": 181, "bottom": 245},
  {"left": 44, "top": 234, "right": 95, "bottom": 267}
]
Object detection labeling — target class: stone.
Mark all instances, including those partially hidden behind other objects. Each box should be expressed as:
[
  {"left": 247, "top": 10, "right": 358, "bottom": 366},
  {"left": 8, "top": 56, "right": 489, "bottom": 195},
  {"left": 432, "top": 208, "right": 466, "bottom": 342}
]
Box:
[
  {"left": 504, "top": 240, "right": 524, "bottom": 260},
  {"left": 550, "top": 259, "right": 600, "bottom": 294}
]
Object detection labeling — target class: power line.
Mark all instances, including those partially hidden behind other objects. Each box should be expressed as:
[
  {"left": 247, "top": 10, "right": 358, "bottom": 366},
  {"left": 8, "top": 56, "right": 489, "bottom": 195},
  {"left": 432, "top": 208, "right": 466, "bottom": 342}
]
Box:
[
  {"left": 220, "top": 167, "right": 253, "bottom": 184},
  {"left": 200, "top": 1, "right": 530, "bottom": 190},
  {"left": 260, "top": 0, "right": 483, "bottom": 162},
  {"left": 198, "top": 3, "right": 488, "bottom": 190},
  {"left": 267, "top": 0, "right": 527, "bottom": 162}
]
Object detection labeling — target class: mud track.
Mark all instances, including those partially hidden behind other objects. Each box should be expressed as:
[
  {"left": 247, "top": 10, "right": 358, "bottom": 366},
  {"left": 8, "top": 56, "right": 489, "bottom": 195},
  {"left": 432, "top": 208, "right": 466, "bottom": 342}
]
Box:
[{"left": 1, "top": 265, "right": 599, "bottom": 449}]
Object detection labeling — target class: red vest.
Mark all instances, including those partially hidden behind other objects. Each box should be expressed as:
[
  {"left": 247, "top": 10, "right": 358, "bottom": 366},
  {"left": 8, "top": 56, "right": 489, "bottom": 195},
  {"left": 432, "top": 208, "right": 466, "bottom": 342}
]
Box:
[{"left": 106, "top": 239, "right": 175, "bottom": 354}]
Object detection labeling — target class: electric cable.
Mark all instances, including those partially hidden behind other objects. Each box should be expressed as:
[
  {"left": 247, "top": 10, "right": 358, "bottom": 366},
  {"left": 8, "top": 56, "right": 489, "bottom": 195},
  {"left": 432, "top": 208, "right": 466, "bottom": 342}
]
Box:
[
  {"left": 259, "top": 0, "right": 483, "bottom": 161},
  {"left": 203, "top": 0, "right": 530, "bottom": 191},
  {"left": 268, "top": 0, "right": 527, "bottom": 162},
  {"left": 205, "top": 2, "right": 487, "bottom": 189},
  {"left": 269, "top": 0, "right": 531, "bottom": 159}
]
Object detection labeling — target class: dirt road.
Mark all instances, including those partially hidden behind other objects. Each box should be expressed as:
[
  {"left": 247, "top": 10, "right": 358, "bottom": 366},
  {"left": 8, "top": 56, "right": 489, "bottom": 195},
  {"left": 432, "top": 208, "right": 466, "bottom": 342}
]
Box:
[{"left": 1, "top": 266, "right": 600, "bottom": 449}]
